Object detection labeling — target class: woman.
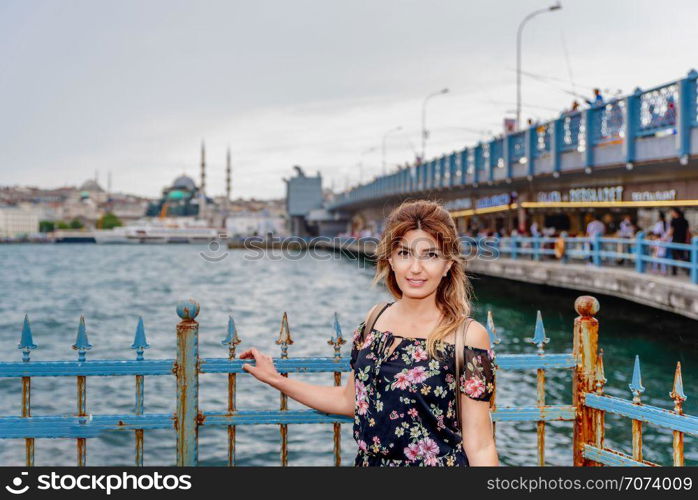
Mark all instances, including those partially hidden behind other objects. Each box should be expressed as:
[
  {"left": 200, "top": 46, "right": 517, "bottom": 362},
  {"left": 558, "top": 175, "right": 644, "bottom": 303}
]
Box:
[{"left": 240, "top": 200, "right": 499, "bottom": 466}]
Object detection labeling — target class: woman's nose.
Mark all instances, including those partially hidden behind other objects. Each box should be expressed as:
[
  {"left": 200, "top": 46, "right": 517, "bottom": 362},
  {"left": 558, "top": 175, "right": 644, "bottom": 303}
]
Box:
[{"left": 409, "top": 256, "right": 423, "bottom": 272}]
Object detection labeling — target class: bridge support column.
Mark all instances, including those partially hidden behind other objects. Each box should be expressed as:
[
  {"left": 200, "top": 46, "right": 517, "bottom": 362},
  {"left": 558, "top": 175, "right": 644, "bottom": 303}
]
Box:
[
  {"left": 677, "top": 69, "right": 698, "bottom": 162},
  {"left": 583, "top": 108, "right": 594, "bottom": 170},
  {"left": 623, "top": 88, "right": 641, "bottom": 166}
]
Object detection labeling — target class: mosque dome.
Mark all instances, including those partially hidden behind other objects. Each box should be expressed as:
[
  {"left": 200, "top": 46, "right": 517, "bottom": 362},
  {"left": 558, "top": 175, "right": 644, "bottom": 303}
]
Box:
[
  {"left": 79, "top": 179, "right": 104, "bottom": 192},
  {"left": 172, "top": 175, "right": 197, "bottom": 191}
]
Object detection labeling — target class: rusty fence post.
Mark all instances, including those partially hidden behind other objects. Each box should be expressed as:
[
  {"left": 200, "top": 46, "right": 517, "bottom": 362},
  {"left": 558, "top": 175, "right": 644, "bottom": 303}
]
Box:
[
  {"left": 276, "top": 312, "right": 294, "bottom": 466},
  {"left": 175, "top": 299, "right": 200, "bottom": 466},
  {"left": 572, "top": 295, "right": 600, "bottom": 466},
  {"left": 328, "top": 313, "right": 346, "bottom": 466},
  {"left": 222, "top": 315, "right": 241, "bottom": 467},
  {"left": 73, "top": 315, "right": 92, "bottom": 466}
]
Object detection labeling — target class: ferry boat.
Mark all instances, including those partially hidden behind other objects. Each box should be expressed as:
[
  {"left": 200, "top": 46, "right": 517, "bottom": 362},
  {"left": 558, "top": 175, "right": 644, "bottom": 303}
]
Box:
[{"left": 93, "top": 218, "right": 219, "bottom": 244}]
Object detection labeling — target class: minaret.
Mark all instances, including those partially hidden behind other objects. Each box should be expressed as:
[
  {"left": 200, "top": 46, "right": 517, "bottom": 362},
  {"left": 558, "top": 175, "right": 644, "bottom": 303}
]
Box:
[
  {"left": 225, "top": 148, "right": 231, "bottom": 206},
  {"left": 199, "top": 141, "right": 207, "bottom": 220},
  {"left": 200, "top": 141, "right": 206, "bottom": 194}
]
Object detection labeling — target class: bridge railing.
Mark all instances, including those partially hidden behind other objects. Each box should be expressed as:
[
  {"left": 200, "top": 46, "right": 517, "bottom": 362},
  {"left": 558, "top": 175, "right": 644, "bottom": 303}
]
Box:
[
  {"left": 329, "top": 69, "right": 698, "bottom": 209},
  {"left": 0, "top": 296, "right": 695, "bottom": 466},
  {"left": 496, "top": 233, "right": 698, "bottom": 284}
]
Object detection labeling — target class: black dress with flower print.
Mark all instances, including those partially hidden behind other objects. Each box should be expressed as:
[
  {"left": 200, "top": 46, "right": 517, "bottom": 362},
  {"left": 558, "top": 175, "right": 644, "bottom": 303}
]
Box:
[{"left": 350, "top": 318, "right": 496, "bottom": 467}]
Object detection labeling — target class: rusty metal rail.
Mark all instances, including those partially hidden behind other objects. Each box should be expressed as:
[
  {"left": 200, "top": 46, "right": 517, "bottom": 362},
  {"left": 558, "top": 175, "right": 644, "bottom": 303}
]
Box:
[{"left": 0, "top": 296, "right": 694, "bottom": 466}]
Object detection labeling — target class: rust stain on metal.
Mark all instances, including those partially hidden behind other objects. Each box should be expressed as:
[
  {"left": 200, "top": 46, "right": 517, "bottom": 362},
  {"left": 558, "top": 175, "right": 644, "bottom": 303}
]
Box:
[
  {"left": 572, "top": 295, "right": 600, "bottom": 467},
  {"left": 22, "top": 376, "right": 34, "bottom": 467}
]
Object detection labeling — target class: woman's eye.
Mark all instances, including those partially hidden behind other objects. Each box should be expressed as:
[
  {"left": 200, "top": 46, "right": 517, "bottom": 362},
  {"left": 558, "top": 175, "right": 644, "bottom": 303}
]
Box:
[
  {"left": 428, "top": 252, "right": 439, "bottom": 259},
  {"left": 398, "top": 249, "right": 409, "bottom": 256}
]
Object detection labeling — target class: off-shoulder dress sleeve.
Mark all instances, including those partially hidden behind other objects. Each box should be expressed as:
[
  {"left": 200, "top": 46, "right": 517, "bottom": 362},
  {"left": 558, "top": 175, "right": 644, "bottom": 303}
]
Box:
[
  {"left": 350, "top": 320, "right": 366, "bottom": 371},
  {"left": 458, "top": 346, "right": 496, "bottom": 402}
]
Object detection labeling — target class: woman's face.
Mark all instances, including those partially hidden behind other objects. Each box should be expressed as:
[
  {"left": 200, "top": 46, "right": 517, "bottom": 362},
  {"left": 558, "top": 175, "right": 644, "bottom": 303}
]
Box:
[{"left": 388, "top": 229, "right": 453, "bottom": 299}]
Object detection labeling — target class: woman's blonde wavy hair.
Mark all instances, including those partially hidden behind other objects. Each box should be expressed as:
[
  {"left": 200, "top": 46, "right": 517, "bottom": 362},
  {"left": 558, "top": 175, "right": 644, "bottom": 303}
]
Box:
[{"left": 371, "top": 199, "right": 473, "bottom": 358}]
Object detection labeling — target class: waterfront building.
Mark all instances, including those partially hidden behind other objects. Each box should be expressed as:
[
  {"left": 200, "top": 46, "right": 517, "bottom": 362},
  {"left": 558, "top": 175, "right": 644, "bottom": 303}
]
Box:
[
  {"left": 0, "top": 205, "right": 40, "bottom": 238},
  {"left": 284, "top": 166, "right": 324, "bottom": 237}
]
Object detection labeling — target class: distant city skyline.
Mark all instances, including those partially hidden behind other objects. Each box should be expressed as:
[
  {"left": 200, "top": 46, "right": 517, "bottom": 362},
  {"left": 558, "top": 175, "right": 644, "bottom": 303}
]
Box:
[{"left": 1, "top": 0, "right": 697, "bottom": 199}]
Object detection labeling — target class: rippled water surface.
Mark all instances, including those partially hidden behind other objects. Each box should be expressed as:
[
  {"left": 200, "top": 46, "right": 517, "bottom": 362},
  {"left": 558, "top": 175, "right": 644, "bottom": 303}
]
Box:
[{"left": 1, "top": 244, "right": 696, "bottom": 466}]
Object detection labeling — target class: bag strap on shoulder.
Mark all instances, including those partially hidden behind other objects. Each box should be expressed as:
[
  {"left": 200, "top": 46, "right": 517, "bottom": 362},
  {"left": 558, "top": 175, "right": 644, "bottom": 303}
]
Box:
[
  {"left": 454, "top": 317, "right": 473, "bottom": 431},
  {"left": 360, "top": 302, "right": 391, "bottom": 342}
]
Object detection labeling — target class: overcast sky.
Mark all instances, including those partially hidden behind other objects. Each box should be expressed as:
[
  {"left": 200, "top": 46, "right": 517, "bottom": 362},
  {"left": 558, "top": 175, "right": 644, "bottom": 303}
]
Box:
[{"left": 1, "top": 0, "right": 697, "bottom": 200}]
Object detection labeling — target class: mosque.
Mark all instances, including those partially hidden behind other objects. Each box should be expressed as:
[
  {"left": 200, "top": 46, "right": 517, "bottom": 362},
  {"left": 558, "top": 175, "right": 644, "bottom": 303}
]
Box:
[
  {"left": 145, "top": 173, "right": 204, "bottom": 217},
  {"left": 145, "top": 143, "right": 231, "bottom": 219}
]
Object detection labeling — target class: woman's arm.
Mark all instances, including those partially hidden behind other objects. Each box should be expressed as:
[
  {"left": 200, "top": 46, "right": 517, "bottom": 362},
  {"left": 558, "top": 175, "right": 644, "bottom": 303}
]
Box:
[
  {"left": 240, "top": 306, "right": 378, "bottom": 418},
  {"left": 459, "top": 321, "right": 500, "bottom": 466},
  {"left": 460, "top": 396, "right": 498, "bottom": 466},
  {"left": 240, "top": 347, "right": 355, "bottom": 417}
]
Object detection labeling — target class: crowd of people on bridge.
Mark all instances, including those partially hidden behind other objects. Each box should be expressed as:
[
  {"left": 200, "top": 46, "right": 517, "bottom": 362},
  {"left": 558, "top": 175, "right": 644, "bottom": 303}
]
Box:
[{"left": 462, "top": 208, "right": 692, "bottom": 277}]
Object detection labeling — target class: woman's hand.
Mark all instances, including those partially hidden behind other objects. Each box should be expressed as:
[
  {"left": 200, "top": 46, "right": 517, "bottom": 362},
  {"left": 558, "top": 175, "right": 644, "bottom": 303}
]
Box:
[
  {"left": 239, "top": 347, "right": 283, "bottom": 385},
  {"left": 239, "top": 347, "right": 354, "bottom": 417}
]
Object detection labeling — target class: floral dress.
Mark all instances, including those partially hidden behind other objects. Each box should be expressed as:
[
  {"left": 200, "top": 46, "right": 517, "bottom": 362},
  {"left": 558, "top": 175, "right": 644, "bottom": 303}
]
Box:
[{"left": 350, "top": 318, "right": 496, "bottom": 467}]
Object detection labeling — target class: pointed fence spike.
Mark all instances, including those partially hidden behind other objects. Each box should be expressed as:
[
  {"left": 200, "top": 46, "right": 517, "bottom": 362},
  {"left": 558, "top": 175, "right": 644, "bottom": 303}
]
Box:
[
  {"left": 222, "top": 315, "right": 241, "bottom": 359},
  {"left": 18, "top": 314, "right": 38, "bottom": 350},
  {"left": 276, "top": 312, "right": 294, "bottom": 358},
  {"left": 524, "top": 310, "right": 550, "bottom": 353},
  {"left": 276, "top": 312, "right": 294, "bottom": 345},
  {"left": 485, "top": 310, "right": 501, "bottom": 346},
  {"left": 18, "top": 314, "right": 38, "bottom": 361},
  {"left": 72, "top": 315, "right": 92, "bottom": 361},
  {"left": 670, "top": 361, "right": 687, "bottom": 405},
  {"left": 328, "top": 312, "right": 346, "bottom": 357},
  {"left": 221, "top": 315, "right": 241, "bottom": 347},
  {"left": 628, "top": 354, "right": 645, "bottom": 402},
  {"left": 131, "top": 316, "right": 150, "bottom": 360}
]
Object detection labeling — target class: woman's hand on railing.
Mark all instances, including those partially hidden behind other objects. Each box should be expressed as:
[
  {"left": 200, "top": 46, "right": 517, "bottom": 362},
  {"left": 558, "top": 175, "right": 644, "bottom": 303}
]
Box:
[
  {"left": 240, "top": 347, "right": 355, "bottom": 417},
  {"left": 240, "top": 348, "right": 283, "bottom": 385}
]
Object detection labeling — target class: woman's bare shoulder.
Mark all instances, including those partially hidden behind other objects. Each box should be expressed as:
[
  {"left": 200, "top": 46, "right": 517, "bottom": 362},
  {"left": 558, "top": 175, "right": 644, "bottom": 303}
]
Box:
[{"left": 465, "top": 318, "right": 491, "bottom": 350}]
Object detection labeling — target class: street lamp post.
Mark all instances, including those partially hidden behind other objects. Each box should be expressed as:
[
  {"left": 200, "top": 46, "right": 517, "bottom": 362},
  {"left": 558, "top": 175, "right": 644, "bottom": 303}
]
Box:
[
  {"left": 421, "top": 88, "right": 449, "bottom": 161},
  {"left": 357, "top": 146, "right": 377, "bottom": 184},
  {"left": 516, "top": 2, "right": 562, "bottom": 130},
  {"left": 382, "top": 126, "right": 403, "bottom": 175}
]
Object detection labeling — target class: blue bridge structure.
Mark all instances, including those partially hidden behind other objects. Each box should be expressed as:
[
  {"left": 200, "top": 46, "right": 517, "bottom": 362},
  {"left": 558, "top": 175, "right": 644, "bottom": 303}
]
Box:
[{"left": 328, "top": 70, "right": 698, "bottom": 212}]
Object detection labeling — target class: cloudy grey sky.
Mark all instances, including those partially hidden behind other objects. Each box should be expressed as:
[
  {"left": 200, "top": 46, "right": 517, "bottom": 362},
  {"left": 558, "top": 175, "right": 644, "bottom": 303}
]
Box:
[{"left": 1, "top": 0, "right": 697, "bottom": 199}]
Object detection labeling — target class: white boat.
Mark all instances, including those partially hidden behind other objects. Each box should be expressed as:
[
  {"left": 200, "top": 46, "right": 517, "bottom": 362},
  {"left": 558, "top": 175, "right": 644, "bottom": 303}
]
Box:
[
  {"left": 93, "top": 227, "right": 140, "bottom": 244},
  {"left": 94, "top": 218, "right": 219, "bottom": 244}
]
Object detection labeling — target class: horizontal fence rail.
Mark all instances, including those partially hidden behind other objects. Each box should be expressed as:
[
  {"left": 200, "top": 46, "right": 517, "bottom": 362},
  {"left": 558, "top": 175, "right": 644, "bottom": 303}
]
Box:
[
  {"left": 496, "top": 233, "right": 698, "bottom": 283},
  {"left": 0, "top": 296, "right": 694, "bottom": 466}
]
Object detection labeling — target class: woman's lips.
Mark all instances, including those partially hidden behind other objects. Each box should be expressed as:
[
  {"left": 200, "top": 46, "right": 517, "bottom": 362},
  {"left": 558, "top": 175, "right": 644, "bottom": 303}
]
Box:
[{"left": 406, "top": 278, "right": 426, "bottom": 287}]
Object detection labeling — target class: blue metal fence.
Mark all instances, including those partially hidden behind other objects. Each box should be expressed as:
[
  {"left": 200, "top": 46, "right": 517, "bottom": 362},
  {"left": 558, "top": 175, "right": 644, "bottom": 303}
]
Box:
[
  {"left": 496, "top": 234, "right": 698, "bottom": 284},
  {"left": 331, "top": 69, "right": 698, "bottom": 208},
  {"left": 1, "top": 295, "right": 695, "bottom": 466}
]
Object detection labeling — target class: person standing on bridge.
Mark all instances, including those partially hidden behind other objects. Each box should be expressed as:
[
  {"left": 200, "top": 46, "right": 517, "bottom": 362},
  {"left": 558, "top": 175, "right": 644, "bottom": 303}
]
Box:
[
  {"left": 586, "top": 213, "right": 605, "bottom": 264},
  {"left": 668, "top": 208, "right": 690, "bottom": 276},
  {"left": 585, "top": 88, "right": 604, "bottom": 107},
  {"left": 616, "top": 214, "right": 636, "bottom": 265},
  {"left": 239, "top": 200, "right": 499, "bottom": 466}
]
